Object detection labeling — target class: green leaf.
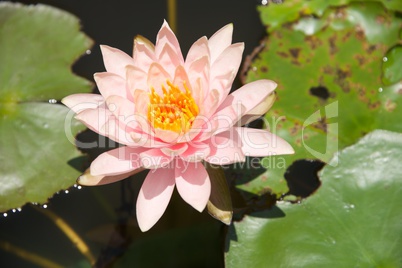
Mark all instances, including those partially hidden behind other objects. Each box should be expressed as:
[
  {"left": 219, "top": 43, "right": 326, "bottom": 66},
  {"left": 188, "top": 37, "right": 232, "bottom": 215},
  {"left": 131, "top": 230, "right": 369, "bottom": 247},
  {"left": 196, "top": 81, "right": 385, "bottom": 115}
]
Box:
[
  {"left": 258, "top": 0, "right": 402, "bottom": 32},
  {"left": 242, "top": 1, "right": 402, "bottom": 196},
  {"left": 0, "top": 3, "right": 93, "bottom": 211},
  {"left": 226, "top": 130, "right": 402, "bottom": 267}
]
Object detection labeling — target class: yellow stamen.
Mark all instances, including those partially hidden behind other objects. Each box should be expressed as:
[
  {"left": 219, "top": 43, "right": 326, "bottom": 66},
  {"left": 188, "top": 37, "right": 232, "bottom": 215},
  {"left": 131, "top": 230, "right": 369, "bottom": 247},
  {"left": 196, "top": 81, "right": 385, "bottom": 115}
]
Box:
[{"left": 148, "top": 81, "right": 199, "bottom": 133}]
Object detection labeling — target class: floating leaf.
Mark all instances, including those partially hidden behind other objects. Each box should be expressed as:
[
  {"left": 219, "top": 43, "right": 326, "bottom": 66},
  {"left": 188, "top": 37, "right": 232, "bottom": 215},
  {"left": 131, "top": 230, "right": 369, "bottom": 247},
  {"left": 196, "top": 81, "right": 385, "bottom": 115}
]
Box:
[
  {"left": 258, "top": 0, "right": 402, "bottom": 32},
  {"left": 241, "top": 1, "right": 402, "bottom": 195},
  {"left": 0, "top": 3, "right": 93, "bottom": 211},
  {"left": 226, "top": 130, "right": 402, "bottom": 267}
]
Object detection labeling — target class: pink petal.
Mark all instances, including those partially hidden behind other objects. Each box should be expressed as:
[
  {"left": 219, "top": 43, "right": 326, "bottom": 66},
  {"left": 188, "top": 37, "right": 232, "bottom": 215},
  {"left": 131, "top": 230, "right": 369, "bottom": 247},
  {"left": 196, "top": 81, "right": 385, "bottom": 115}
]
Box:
[
  {"left": 133, "top": 35, "right": 156, "bottom": 71},
  {"left": 136, "top": 167, "right": 175, "bottom": 231},
  {"left": 175, "top": 160, "right": 211, "bottom": 212},
  {"left": 105, "top": 95, "right": 137, "bottom": 129},
  {"left": 161, "top": 143, "right": 188, "bottom": 157},
  {"left": 158, "top": 44, "right": 182, "bottom": 77},
  {"left": 140, "top": 148, "right": 174, "bottom": 169},
  {"left": 62, "top": 94, "right": 104, "bottom": 113},
  {"left": 210, "top": 43, "right": 244, "bottom": 102},
  {"left": 172, "top": 65, "right": 192, "bottom": 93},
  {"left": 126, "top": 65, "right": 148, "bottom": 96},
  {"left": 100, "top": 45, "right": 135, "bottom": 78},
  {"left": 185, "top": 36, "right": 210, "bottom": 68},
  {"left": 132, "top": 89, "right": 150, "bottom": 117},
  {"left": 187, "top": 56, "right": 210, "bottom": 99},
  {"left": 221, "top": 80, "right": 277, "bottom": 116},
  {"left": 191, "top": 114, "right": 219, "bottom": 142},
  {"left": 237, "top": 92, "right": 276, "bottom": 126},
  {"left": 199, "top": 88, "right": 219, "bottom": 118},
  {"left": 208, "top": 23, "right": 233, "bottom": 63},
  {"left": 234, "top": 127, "right": 294, "bottom": 156},
  {"left": 206, "top": 102, "right": 245, "bottom": 136},
  {"left": 94, "top": 72, "right": 127, "bottom": 100},
  {"left": 100, "top": 116, "right": 139, "bottom": 146},
  {"left": 205, "top": 130, "right": 245, "bottom": 165},
  {"left": 147, "top": 62, "right": 171, "bottom": 94},
  {"left": 90, "top": 146, "right": 147, "bottom": 176},
  {"left": 75, "top": 105, "right": 113, "bottom": 135},
  {"left": 154, "top": 128, "right": 183, "bottom": 143},
  {"left": 78, "top": 168, "right": 145, "bottom": 186},
  {"left": 130, "top": 131, "right": 168, "bottom": 148},
  {"left": 155, "top": 20, "right": 184, "bottom": 64},
  {"left": 179, "top": 142, "right": 210, "bottom": 162}
]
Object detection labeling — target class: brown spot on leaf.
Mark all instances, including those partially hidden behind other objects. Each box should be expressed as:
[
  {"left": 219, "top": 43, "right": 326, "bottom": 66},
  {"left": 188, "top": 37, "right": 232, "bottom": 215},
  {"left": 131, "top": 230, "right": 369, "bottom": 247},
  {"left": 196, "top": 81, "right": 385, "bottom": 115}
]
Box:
[
  {"left": 398, "top": 88, "right": 402, "bottom": 95},
  {"left": 355, "top": 27, "right": 365, "bottom": 41},
  {"left": 369, "top": 101, "right": 381, "bottom": 110},
  {"left": 312, "top": 117, "right": 327, "bottom": 133},
  {"left": 335, "top": 68, "right": 352, "bottom": 93},
  {"left": 305, "top": 35, "right": 323, "bottom": 50},
  {"left": 328, "top": 35, "right": 338, "bottom": 55},
  {"left": 342, "top": 31, "right": 352, "bottom": 43},
  {"left": 289, "top": 48, "right": 301, "bottom": 59},
  {"left": 385, "top": 100, "right": 397, "bottom": 112},
  {"left": 366, "top": 44, "right": 377, "bottom": 54},
  {"left": 289, "top": 122, "right": 301, "bottom": 136},
  {"left": 323, "top": 65, "right": 334, "bottom": 75},
  {"left": 376, "top": 15, "right": 386, "bottom": 24},
  {"left": 260, "top": 66, "right": 268, "bottom": 73},
  {"left": 354, "top": 54, "right": 366, "bottom": 65},
  {"left": 277, "top": 51, "right": 289, "bottom": 58}
]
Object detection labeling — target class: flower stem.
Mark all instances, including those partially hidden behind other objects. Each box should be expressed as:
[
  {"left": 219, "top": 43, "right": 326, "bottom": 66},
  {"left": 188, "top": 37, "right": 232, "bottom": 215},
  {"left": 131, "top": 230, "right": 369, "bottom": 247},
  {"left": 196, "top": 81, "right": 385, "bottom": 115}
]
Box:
[
  {"left": 167, "top": 0, "right": 177, "bottom": 33},
  {"left": 0, "top": 240, "right": 63, "bottom": 268},
  {"left": 32, "top": 205, "right": 96, "bottom": 265}
]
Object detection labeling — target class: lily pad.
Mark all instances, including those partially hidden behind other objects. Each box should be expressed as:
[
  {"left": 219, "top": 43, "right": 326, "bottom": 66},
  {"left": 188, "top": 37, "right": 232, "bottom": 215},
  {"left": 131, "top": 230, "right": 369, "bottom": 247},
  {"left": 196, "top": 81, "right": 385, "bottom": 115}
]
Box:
[
  {"left": 226, "top": 130, "right": 402, "bottom": 267},
  {"left": 239, "top": 1, "right": 402, "bottom": 196},
  {"left": 0, "top": 3, "right": 93, "bottom": 211},
  {"left": 259, "top": 0, "right": 402, "bottom": 32}
]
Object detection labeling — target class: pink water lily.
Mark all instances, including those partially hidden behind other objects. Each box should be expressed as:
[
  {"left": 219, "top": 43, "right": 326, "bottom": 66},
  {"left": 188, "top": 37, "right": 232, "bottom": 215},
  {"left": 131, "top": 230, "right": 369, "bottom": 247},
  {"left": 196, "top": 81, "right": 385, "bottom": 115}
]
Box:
[{"left": 62, "top": 21, "right": 294, "bottom": 231}]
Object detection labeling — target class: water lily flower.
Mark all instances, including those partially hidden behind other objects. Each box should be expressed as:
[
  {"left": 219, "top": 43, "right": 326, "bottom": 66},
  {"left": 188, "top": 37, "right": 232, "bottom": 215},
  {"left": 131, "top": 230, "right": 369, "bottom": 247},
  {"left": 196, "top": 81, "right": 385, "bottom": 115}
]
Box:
[{"left": 62, "top": 21, "right": 294, "bottom": 231}]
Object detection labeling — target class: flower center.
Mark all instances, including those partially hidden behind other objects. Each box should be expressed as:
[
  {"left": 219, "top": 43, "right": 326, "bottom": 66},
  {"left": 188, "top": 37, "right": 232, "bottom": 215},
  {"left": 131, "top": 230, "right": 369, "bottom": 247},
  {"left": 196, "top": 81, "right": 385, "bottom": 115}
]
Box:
[{"left": 148, "top": 81, "right": 199, "bottom": 133}]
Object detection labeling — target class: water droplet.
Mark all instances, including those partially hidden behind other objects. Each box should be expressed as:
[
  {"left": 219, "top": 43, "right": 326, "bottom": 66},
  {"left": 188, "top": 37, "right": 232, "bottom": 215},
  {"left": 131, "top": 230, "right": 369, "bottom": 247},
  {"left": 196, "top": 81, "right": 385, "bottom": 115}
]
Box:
[
  {"left": 48, "top": 99, "right": 57, "bottom": 104},
  {"left": 17, "top": 208, "right": 22, "bottom": 212},
  {"left": 65, "top": 190, "right": 69, "bottom": 194},
  {"left": 77, "top": 185, "right": 82, "bottom": 190},
  {"left": 86, "top": 49, "right": 92, "bottom": 55},
  {"left": 261, "top": 0, "right": 268, "bottom": 5},
  {"left": 378, "top": 87, "right": 383, "bottom": 93},
  {"left": 3, "top": 213, "right": 7, "bottom": 217},
  {"left": 343, "top": 203, "right": 355, "bottom": 211},
  {"left": 12, "top": 209, "right": 16, "bottom": 213},
  {"left": 43, "top": 204, "right": 48, "bottom": 209},
  {"left": 383, "top": 57, "right": 388, "bottom": 62}
]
